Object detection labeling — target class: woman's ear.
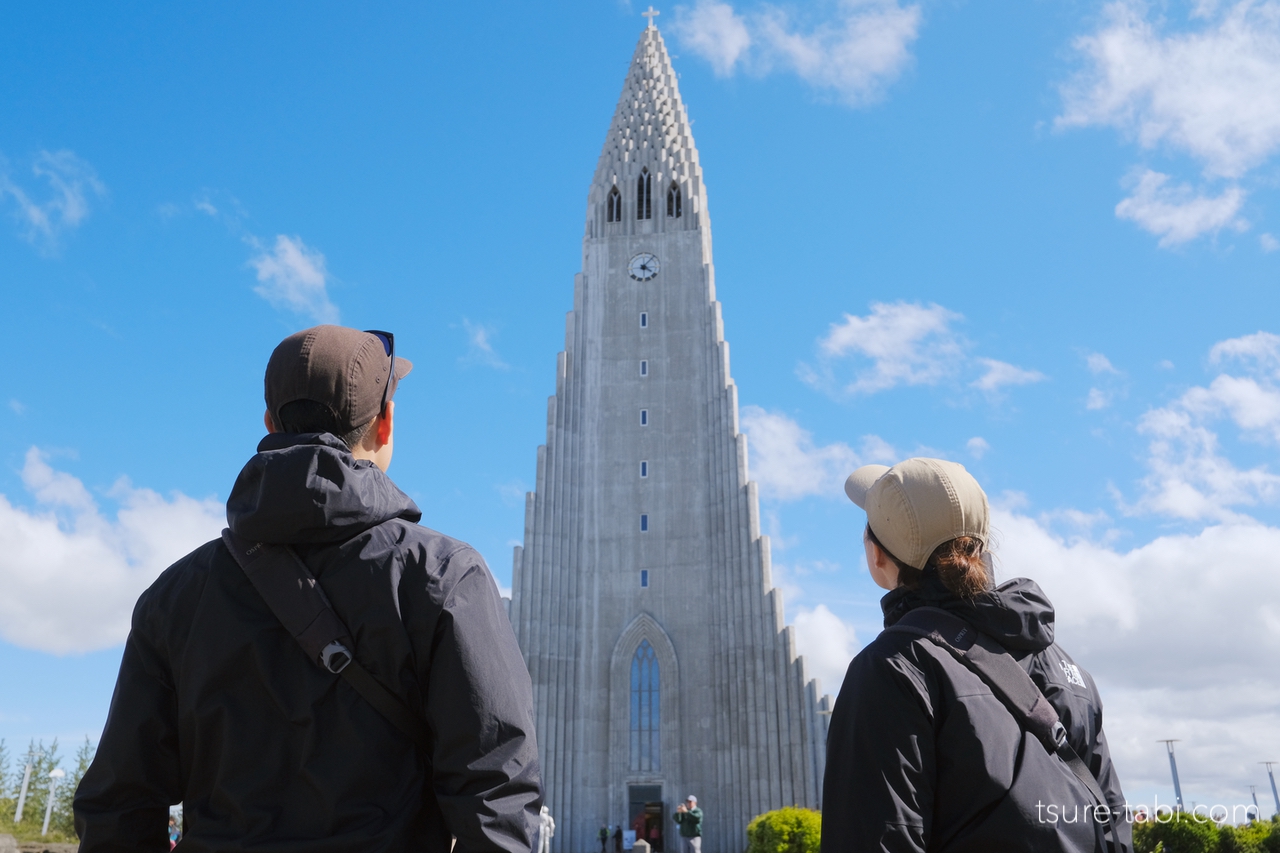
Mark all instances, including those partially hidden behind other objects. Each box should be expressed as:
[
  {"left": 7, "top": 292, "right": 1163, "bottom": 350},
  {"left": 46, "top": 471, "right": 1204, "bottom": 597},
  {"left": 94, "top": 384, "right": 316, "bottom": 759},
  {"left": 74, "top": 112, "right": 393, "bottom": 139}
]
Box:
[{"left": 263, "top": 410, "right": 278, "bottom": 434}]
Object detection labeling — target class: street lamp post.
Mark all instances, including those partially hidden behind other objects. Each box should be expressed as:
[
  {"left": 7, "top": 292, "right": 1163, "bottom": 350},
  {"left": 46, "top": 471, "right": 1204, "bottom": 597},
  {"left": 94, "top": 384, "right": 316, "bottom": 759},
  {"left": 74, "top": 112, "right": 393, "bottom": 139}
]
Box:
[
  {"left": 1251, "top": 785, "right": 1260, "bottom": 820},
  {"left": 1262, "top": 762, "right": 1280, "bottom": 816},
  {"left": 1158, "top": 740, "right": 1184, "bottom": 812},
  {"left": 42, "top": 769, "right": 65, "bottom": 836},
  {"left": 13, "top": 746, "right": 44, "bottom": 824}
]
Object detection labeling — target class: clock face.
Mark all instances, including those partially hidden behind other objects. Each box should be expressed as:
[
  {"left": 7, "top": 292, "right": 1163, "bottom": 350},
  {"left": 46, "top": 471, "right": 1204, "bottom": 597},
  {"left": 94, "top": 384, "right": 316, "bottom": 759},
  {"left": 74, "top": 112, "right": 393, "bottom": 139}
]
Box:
[{"left": 628, "top": 253, "right": 660, "bottom": 281}]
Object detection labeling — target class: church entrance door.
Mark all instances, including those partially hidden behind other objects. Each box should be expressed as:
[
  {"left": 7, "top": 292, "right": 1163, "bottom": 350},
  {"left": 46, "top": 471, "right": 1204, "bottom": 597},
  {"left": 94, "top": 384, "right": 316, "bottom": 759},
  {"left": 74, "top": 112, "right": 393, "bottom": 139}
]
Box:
[{"left": 627, "top": 784, "right": 665, "bottom": 852}]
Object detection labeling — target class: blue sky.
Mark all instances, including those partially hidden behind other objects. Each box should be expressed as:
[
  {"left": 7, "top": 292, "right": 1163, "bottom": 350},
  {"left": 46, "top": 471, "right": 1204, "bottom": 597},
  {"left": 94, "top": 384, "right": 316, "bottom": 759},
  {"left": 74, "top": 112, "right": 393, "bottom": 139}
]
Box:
[{"left": 3, "top": 0, "right": 1280, "bottom": 821}]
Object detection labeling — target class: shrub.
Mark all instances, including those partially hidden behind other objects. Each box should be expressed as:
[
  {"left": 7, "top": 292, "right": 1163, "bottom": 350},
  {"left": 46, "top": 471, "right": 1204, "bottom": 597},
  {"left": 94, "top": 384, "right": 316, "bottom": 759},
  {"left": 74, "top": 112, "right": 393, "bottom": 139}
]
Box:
[
  {"left": 1133, "top": 811, "right": 1279, "bottom": 853},
  {"left": 745, "top": 807, "right": 821, "bottom": 853}
]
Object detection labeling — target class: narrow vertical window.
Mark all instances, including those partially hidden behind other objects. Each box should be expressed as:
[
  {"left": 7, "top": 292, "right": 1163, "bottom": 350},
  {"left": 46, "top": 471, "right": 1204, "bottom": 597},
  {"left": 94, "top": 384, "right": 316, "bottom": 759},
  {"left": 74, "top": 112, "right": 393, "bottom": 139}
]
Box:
[
  {"left": 667, "top": 182, "right": 682, "bottom": 218},
  {"left": 636, "top": 168, "right": 652, "bottom": 220},
  {"left": 607, "top": 186, "right": 622, "bottom": 223},
  {"left": 640, "top": 569, "right": 649, "bottom": 588},
  {"left": 640, "top": 461, "right": 648, "bottom": 478},
  {"left": 640, "top": 514, "right": 648, "bottom": 531},
  {"left": 640, "top": 360, "right": 648, "bottom": 376},
  {"left": 640, "top": 312, "right": 648, "bottom": 328},
  {"left": 630, "top": 640, "right": 660, "bottom": 770},
  {"left": 640, "top": 409, "right": 648, "bottom": 425}
]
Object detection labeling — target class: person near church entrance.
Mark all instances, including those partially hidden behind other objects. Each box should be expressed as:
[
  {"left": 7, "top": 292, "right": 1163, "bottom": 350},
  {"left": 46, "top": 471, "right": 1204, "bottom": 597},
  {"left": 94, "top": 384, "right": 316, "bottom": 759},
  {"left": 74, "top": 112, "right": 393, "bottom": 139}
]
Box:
[
  {"left": 73, "top": 325, "right": 544, "bottom": 852},
  {"left": 599, "top": 824, "right": 610, "bottom": 853},
  {"left": 614, "top": 823, "right": 624, "bottom": 853},
  {"left": 673, "top": 796, "right": 702, "bottom": 853},
  {"left": 823, "top": 458, "right": 1130, "bottom": 853},
  {"left": 538, "top": 806, "right": 555, "bottom": 853}
]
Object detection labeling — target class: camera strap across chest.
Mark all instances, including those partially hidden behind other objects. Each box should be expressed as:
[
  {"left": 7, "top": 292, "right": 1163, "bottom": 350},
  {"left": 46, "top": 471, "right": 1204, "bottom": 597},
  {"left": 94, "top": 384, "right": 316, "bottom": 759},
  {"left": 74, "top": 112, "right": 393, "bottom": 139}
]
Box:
[
  {"left": 887, "top": 606, "right": 1123, "bottom": 852},
  {"left": 220, "top": 528, "right": 432, "bottom": 756}
]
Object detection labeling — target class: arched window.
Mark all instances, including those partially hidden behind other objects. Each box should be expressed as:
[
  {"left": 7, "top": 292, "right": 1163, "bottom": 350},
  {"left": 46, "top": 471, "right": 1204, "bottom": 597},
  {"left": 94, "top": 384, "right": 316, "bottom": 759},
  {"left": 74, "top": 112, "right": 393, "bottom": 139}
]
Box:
[
  {"left": 607, "top": 186, "right": 622, "bottom": 223},
  {"left": 636, "top": 168, "right": 652, "bottom": 220},
  {"left": 667, "top": 182, "right": 682, "bottom": 218},
  {"left": 630, "top": 639, "right": 660, "bottom": 770}
]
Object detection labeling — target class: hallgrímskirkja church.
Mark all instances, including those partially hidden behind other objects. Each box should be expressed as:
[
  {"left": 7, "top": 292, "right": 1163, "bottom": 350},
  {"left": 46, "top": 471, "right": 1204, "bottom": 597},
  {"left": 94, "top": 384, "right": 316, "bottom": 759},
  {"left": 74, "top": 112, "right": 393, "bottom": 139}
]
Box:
[{"left": 509, "top": 16, "right": 832, "bottom": 853}]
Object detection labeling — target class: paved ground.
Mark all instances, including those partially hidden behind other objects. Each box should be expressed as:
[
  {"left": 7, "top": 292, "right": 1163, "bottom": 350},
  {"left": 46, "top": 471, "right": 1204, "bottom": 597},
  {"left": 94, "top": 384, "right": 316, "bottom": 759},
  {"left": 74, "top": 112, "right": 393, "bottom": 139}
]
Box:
[{"left": 0, "top": 835, "right": 78, "bottom": 853}]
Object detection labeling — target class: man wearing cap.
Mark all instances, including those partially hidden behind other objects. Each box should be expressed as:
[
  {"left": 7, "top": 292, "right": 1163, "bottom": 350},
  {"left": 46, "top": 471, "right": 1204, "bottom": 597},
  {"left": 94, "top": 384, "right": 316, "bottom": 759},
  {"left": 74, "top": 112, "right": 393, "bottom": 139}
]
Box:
[
  {"left": 75, "top": 325, "right": 543, "bottom": 852},
  {"left": 672, "top": 796, "right": 702, "bottom": 853},
  {"left": 822, "top": 458, "right": 1129, "bottom": 853}
]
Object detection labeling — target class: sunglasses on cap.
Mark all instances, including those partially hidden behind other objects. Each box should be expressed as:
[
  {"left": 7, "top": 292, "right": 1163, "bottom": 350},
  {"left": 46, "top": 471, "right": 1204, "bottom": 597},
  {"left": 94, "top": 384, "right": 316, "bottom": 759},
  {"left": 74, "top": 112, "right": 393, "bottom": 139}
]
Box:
[{"left": 365, "top": 330, "right": 396, "bottom": 414}]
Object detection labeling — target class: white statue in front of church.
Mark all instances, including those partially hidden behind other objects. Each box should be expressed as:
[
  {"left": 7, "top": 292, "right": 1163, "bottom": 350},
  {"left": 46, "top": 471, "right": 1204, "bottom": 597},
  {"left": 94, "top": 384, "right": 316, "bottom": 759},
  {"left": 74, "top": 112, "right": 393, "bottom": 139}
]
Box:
[{"left": 538, "top": 805, "right": 555, "bottom": 853}]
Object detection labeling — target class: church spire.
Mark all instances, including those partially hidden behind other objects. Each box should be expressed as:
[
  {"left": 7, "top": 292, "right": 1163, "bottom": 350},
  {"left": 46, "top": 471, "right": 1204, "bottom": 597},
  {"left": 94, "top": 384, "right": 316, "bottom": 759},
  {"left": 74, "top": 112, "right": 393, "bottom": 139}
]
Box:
[{"left": 588, "top": 21, "right": 705, "bottom": 237}]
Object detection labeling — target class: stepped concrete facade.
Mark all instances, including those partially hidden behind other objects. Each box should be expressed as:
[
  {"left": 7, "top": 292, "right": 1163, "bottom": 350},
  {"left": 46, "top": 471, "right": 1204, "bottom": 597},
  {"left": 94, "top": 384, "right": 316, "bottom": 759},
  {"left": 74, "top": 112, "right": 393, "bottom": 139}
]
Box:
[{"left": 510, "top": 21, "right": 832, "bottom": 853}]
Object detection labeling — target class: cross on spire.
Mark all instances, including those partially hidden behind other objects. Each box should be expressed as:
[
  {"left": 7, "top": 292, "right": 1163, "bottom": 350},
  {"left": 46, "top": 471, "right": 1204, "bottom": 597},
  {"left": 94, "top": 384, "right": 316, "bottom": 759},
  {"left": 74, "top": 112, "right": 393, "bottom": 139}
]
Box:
[{"left": 642, "top": 6, "right": 660, "bottom": 28}]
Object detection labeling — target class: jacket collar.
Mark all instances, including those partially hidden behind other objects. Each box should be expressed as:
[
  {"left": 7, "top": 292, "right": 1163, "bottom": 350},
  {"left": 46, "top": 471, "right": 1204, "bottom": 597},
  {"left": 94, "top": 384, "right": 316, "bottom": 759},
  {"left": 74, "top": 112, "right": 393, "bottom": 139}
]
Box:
[
  {"left": 226, "top": 432, "right": 421, "bottom": 545},
  {"left": 881, "top": 571, "right": 1057, "bottom": 652}
]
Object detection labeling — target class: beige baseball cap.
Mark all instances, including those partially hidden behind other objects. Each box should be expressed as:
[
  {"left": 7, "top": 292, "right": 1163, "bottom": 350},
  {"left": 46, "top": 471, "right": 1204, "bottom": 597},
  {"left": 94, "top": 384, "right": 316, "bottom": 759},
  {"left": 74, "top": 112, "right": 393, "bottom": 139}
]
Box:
[{"left": 843, "top": 458, "right": 989, "bottom": 570}]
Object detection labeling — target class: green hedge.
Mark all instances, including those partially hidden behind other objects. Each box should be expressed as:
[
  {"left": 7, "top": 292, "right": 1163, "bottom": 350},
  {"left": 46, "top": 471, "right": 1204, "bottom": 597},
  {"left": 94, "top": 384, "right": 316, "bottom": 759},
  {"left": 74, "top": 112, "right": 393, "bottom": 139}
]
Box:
[
  {"left": 745, "top": 807, "right": 821, "bottom": 853},
  {"left": 1133, "top": 812, "right": 1280, "bottom": 853}
]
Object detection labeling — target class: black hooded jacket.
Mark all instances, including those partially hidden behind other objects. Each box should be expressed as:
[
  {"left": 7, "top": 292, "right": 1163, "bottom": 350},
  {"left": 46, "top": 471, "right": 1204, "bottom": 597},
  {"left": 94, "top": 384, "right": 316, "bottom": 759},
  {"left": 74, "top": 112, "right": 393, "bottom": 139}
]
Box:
[
  {"left": 822, "top": 575, "right": 1129, "bottom": 853},
  {"left": 74, "top": 434, "right": 543, "bottom": 853}
]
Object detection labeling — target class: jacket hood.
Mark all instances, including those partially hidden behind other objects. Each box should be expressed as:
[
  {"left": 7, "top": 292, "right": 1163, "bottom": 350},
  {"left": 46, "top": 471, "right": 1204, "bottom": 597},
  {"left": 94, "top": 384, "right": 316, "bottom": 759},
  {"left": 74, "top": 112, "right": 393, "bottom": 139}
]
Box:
[
  {"left": 881, "top": 572, "right": 1056, "bottom": 652},
  {"left": 226, "top": 432, "right": 422, "bottom": 545}
]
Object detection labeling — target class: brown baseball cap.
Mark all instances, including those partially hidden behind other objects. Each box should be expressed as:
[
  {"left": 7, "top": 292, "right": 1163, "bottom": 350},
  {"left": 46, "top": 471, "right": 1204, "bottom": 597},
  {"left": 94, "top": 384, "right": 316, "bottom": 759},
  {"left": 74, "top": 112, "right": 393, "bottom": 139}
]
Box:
[
  {"left": 843, "top": 458, "right": 989, "bottom": 569},
  {"left": 264, "top": 325, "right": 412, "bottom": 435}
]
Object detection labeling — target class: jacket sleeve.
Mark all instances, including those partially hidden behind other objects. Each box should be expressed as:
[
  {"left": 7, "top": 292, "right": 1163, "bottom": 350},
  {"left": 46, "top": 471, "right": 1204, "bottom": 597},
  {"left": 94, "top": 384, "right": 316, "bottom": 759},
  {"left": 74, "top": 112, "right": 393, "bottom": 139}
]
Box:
[
  {"left": 73, "top": 590, "right": 182, "bottom": 852},
  {"left": 1085, "top": 682, "right": 1133, "bottom": 852},
  {"left": 426, "top": 549, "right": 543, "bottom": 853},
  {"left": 821, "top": 645, "right": 935, "bottom": 853}
]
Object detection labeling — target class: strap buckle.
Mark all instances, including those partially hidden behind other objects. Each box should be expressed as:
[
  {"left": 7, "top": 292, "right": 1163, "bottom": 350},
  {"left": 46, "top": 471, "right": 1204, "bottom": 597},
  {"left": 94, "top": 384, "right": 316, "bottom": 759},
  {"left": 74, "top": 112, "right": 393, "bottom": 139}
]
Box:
[
  {"left": 320, "top": 641, "right": 352, "bottom": 674},
  {"left": 1051, "top": 721, "right": 1068, "bottom": 750}
]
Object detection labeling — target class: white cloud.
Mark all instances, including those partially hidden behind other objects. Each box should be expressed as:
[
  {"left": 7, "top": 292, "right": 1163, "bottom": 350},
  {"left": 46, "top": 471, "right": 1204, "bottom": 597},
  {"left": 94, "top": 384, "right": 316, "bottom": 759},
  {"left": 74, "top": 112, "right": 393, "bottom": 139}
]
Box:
[
  {"left": 0, "top": 449, "right": 224, "bottom": 654},
  {"left": 801, "top": 301, "right": 964, "bottom": 395},
  {"left": 1261, "top": 232, "right": 1280, "bottom": 252},
  {"left": 993, "top": 508, "right": 1280, "bottom": 802},
  {"left": 792, "top": 604, "right": 860, "bottom": 695},
  {"left": 671, "top": 0, "right": 921, "bottom": 106},
  {"left": 1209, "top": 330, "right": 1280, "bottom": 374},
  {"left": 1133, "top": 332, "right": 1280, "bottom": 520},
  {"left": 1087, "top": 352, "right": 1120, "bottom": 375},
  {"left": 248, "top": 235, "right": 339, "bottom": 324},
  {"left": 1059, "top": 1, "right": 1280, "bottom": 248},
  {"left": 461, "top": 319, "right": 510, "bottom": 370},
  {"left": 966, "top": 436, "right": 990, "bottom": 459},
  {"left": 0, "top": 150, "right": 106, "bottom": 252},
  {"left": 740, "top": 406, "right": 865, "bottom": 500},
  {"left": 670, "top": 1, "right": 751, "bottom": 75},
  {"left": 496, "top": 480, "right": 527, "bottom": 507},
  {"left": 971, "top": 358, "right": 1047, "bottom": 394},
  {"left": 1059, "top": 0, "right": 1280, "bottom": 179},
  {"left": 9, "top": 399, "right": 25, "bottom": 415},
  {"left": 801, "top": 301, "right": 1047, "bottom": 403},
  {"left": 858, "top": 434, "right": 898, "bottom": 465},
  {"left": 1086, "top": 387, "right": 1112, "bottom": 410},
  {"left": 1114, "top": 169, "right": 1246, "bottom": 246}
]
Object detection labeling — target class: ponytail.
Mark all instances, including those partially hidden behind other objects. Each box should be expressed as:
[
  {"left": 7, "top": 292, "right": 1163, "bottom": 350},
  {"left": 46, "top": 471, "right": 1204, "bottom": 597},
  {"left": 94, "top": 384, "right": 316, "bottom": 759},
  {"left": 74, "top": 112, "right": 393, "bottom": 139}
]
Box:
[{"left": 928, "top": 536, "right": 989, "bottom": 598}]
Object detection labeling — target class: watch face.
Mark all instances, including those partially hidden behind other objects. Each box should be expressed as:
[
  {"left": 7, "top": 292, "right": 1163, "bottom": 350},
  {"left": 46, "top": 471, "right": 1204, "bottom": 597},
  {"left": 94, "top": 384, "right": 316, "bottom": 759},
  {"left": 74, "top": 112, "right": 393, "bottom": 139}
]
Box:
[{"left": 628, "top": 253, "right": 659, "bottom": 281}]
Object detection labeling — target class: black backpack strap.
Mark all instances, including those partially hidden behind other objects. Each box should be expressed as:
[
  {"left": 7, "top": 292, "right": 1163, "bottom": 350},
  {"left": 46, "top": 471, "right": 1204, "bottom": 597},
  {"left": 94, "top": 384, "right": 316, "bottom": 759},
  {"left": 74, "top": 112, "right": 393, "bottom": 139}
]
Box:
[
  {"left": 888, "top": 606, "right": 1124, "bottom": 851},
  {"left": 221, "top": 529, "right": 432, "bottom": 755}
]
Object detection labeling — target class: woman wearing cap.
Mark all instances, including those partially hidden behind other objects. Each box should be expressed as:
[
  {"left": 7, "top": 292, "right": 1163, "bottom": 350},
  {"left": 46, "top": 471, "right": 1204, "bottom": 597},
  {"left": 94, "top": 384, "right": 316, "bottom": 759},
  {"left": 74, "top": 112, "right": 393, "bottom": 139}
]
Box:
[{"left": 821, "top": 459, "right": 1129, "bottom": 853}]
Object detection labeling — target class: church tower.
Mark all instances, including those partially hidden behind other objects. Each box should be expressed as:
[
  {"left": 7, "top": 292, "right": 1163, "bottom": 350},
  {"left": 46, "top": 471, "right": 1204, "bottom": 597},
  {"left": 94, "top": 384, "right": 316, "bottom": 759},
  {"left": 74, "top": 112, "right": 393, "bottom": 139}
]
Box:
[{"left": 510, "top": 19, "right": 831, "bottom": 853}]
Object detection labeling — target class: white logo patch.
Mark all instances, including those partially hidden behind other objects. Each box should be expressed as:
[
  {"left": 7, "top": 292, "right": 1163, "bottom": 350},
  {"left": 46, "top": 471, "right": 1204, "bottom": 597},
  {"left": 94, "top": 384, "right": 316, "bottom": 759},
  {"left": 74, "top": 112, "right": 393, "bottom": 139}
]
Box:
[{"left": 1060, "top": 660, "right": 1086, "bottom": 687}]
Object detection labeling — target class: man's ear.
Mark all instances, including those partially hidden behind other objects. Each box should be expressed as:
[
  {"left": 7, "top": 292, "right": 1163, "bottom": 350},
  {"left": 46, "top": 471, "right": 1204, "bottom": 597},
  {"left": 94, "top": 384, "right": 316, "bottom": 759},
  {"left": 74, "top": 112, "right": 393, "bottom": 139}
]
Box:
[
  {"left": 374, "top": 400, "right": 394, "bottom": 446},
  {"left": 264, "top": 410, "right": 278, "bottom": 434}
]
